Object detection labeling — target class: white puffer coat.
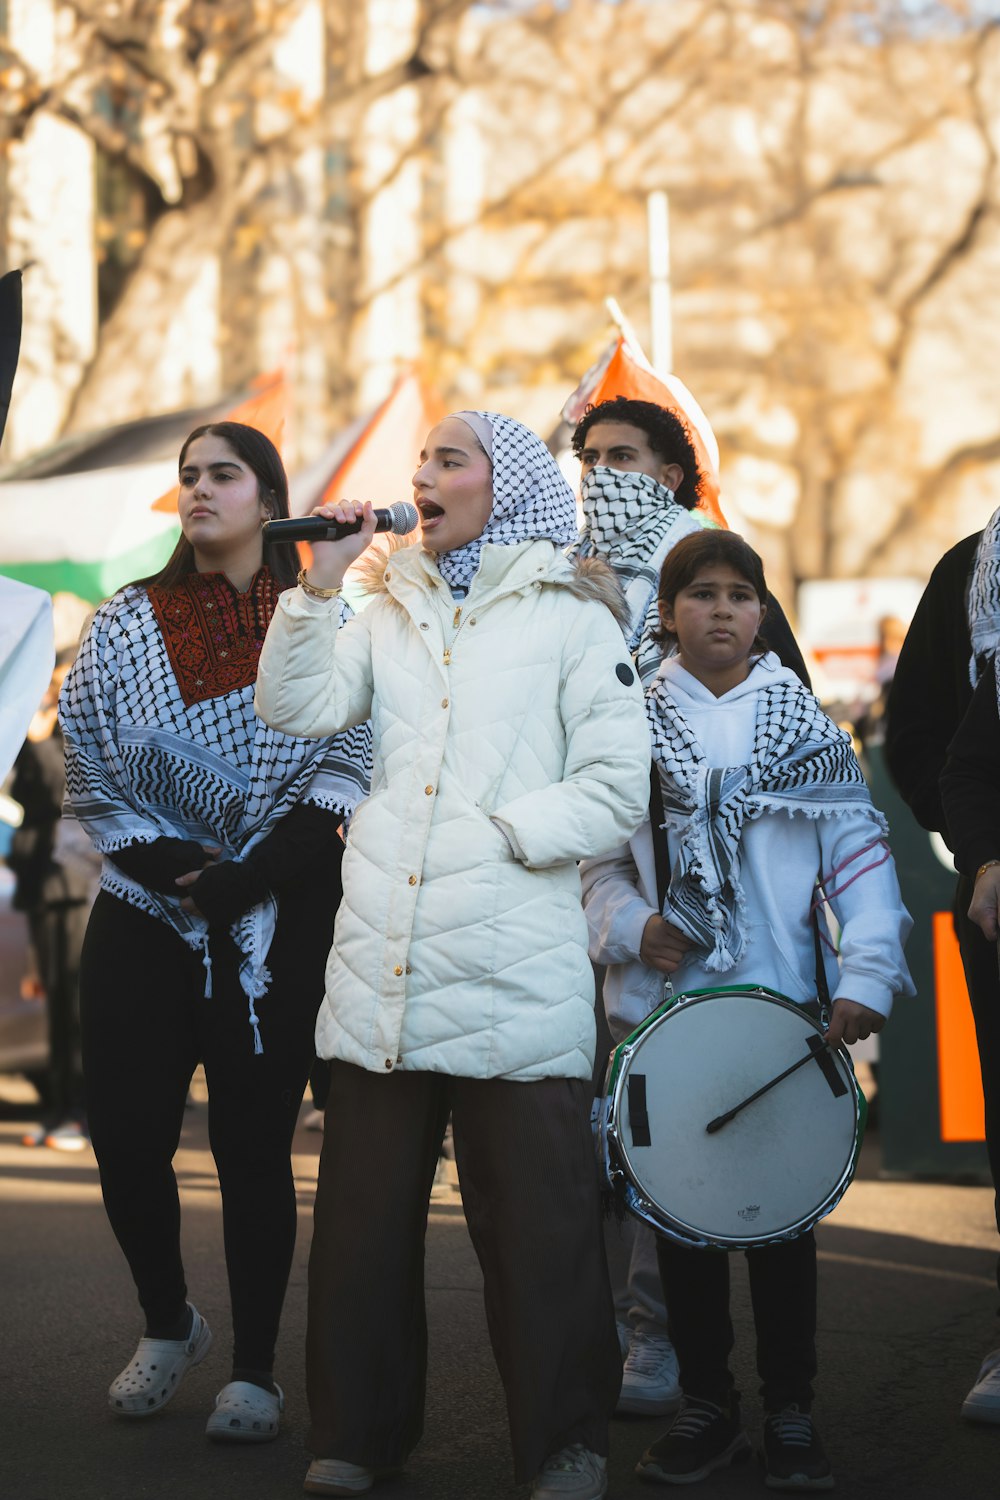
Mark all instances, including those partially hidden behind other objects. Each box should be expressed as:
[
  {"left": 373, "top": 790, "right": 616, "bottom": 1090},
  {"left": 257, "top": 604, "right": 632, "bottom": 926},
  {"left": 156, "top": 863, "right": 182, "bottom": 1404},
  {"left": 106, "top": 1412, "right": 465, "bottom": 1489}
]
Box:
[{"left": 255, "top": 538, "right": 651, "bottom": 1081}]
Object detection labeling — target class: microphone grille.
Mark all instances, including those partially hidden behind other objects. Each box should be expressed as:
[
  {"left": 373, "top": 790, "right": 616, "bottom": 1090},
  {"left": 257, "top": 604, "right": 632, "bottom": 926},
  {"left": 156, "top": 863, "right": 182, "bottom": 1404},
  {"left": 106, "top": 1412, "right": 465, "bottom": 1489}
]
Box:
[{"left": 388, "top": 501, "right": 419, "bottom": 535}]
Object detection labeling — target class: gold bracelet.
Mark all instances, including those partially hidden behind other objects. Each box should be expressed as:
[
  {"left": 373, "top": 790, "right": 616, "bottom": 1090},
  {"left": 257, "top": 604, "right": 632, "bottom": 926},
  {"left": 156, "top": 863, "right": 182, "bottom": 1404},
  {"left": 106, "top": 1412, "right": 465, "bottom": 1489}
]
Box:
[
  {"left": 297, "top": 567, "right": 342, "bottom": 600},
  {"left": 976, "top": 859, "right": 1000, "bottom": 882}
]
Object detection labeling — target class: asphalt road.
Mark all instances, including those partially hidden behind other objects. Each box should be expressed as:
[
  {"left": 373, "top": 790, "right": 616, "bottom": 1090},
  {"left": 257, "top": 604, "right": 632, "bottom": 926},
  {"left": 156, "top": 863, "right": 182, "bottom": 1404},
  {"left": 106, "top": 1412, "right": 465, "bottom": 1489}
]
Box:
[{"left": 2, "top": 1071, "right": 999, "bottom": 1500}]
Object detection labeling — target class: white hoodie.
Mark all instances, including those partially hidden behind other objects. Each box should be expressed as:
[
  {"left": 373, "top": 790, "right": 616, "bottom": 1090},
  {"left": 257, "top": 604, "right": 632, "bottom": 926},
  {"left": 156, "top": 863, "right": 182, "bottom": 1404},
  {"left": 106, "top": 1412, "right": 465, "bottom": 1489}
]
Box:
[{"left": 581, "top": 653, "right": 914, "bottom": 1041}]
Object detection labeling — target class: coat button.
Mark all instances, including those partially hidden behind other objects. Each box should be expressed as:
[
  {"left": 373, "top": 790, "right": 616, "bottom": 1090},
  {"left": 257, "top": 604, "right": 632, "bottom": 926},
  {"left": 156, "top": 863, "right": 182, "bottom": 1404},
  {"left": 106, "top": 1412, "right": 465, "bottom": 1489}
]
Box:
[
  {"left": 441, "top": 698, "right": 449, "bottom": 708},
  {"left": 385, "top": 570, "right": 392, "bottom": 580},
  {"left": 384, "top": 1058, "right": 393, "bottom": 1070},
  {"left": 424, "top": 785, "right": 434, "bottom": 795},
  {"left": 405, "top": 965, "right": 412, "bottom": 975},
  {"left": 419, "top": 621, "right": 429, "bottom": 630},
  {"left": 408, "top": 875, "right": 418, "bottom": 886},
  {"left": 469, "top": 616, "right": 477, "bottom": 625},
  {"left": 394, "top": 965, "right": 403, "bottom": 976}
]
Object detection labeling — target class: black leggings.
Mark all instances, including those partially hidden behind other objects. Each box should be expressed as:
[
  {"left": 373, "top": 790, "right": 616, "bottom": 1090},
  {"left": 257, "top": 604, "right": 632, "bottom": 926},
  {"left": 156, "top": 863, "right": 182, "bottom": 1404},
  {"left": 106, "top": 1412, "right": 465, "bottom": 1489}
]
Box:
[
  {"left": 80, "top": 886, "right": 335, "bottom": 1373},
  {"left": 657, "top": 1231, "right": 817, "bottom": 1413}
]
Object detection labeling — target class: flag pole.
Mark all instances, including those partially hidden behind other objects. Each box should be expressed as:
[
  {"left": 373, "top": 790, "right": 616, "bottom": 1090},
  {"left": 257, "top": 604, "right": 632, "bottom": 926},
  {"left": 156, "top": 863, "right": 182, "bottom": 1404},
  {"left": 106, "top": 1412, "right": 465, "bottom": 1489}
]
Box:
[
  {"left": 603, "top": 296, "right": 646, "bottom": 358},
  {"left": 647, "top": 190, "right": 673, "bottom": 377}
]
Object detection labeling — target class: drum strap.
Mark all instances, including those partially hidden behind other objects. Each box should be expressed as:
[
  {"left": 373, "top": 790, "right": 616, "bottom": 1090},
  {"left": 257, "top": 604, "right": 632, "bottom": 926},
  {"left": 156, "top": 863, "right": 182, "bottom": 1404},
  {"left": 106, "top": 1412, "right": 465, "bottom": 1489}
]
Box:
[
  {"left": 811, "top": 903, "right": 832, "bottom": 1031},
  {"left": 648, "top": 764, "right": 671, "bottom": 910}
]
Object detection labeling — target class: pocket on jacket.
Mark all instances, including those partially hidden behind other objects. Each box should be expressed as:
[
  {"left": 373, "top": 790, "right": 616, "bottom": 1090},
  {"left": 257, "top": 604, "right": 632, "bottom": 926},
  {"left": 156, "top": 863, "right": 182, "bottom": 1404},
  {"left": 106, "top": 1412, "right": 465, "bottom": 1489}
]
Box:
[
  {"left": 744, "top": 921, "right": 815, "bottom": 1003},
  {"left": 470, "top": 801, "right": 515, "bottom": 860}
]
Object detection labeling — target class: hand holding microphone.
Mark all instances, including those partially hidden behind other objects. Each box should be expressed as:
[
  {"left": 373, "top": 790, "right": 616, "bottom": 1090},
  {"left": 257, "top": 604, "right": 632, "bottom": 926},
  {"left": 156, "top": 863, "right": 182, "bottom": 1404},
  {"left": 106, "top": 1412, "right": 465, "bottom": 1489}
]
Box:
[{"left": 266, "top": 500, "right": 418, "bottom": 591}]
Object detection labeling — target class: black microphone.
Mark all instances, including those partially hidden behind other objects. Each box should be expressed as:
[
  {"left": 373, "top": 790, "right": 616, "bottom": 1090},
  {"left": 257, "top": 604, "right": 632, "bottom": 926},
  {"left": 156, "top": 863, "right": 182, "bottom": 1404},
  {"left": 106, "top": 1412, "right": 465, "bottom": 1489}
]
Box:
[{"left": 262, "top": 501, "right": 419, "bottom": 544}]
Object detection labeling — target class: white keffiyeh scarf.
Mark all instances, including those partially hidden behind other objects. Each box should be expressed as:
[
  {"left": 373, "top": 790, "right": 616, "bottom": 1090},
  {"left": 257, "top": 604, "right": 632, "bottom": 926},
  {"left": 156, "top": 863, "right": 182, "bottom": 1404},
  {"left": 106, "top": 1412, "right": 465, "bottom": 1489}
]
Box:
[
  {"left": 433, "top": 411, "right": 578, "bottom": 596},
  {"left": 569, "top": 466, "right": 704, "bottom": 684},
  {"left": 647, "top": 670, "right": 887, "bottom": 971},
  {"left": 968, "top": 506, "right": 1000, "bottom": 685}
]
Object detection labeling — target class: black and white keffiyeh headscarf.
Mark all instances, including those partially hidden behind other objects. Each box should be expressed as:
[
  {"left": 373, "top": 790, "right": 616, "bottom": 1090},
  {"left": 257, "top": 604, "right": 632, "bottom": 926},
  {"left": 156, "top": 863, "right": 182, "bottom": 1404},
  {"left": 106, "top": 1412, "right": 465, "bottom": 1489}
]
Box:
[
  {"left": 432, "top": 411, "right": 578, "bottom": 596},
  {"left": 647, "top": 671, "right": 887, "bottom": 971},
  {"left": 569, "top": 466, "right": 704, "bottom": 685},
  {"left": 968, "top": 506, "right": 1000, "bottom": 685}
]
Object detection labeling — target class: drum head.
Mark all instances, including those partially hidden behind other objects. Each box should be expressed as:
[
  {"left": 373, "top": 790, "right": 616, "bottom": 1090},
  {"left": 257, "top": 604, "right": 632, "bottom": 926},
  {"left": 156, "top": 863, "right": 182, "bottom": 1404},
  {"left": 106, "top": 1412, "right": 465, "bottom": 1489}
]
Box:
[{"left": 611, "top": 989, "right": 860, "bottom": 1247}]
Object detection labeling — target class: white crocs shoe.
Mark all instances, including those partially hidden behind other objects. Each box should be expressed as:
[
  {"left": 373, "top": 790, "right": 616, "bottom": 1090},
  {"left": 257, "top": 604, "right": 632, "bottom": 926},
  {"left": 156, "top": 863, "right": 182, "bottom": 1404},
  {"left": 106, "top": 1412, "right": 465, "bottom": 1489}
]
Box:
[
  {"left": 206, "top": 1379, "right": 284, "bottom": 1442},
  {"left": 108, "top": 1305, "right": 212, "bottom": 1416}
]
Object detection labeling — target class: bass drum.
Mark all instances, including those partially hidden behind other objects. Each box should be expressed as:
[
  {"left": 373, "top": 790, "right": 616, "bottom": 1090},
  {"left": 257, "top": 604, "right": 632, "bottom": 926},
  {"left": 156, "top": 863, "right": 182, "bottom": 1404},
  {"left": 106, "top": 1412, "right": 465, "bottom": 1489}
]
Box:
[{"left": 598, "top": 986, "right": 865, "bottom": 1249}]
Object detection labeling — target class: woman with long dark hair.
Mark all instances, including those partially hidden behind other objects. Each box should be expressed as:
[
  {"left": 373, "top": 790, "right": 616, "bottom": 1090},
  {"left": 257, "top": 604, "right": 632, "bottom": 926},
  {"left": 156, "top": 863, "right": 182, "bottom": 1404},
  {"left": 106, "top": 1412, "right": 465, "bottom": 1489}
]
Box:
[{"left": 59, "top": 422, "right": 369, "bottom": 1443}]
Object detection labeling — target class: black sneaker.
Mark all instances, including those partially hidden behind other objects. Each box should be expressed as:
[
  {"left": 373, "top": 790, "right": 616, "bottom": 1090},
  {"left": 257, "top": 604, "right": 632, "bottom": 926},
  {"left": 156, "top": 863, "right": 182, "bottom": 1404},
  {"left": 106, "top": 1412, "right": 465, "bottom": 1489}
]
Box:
[
  {"left": 760, "top": 1405, "right": 834, "bottom": 1490},
  {"left": 636, "top": 1395, "right": 751, "bottom": 1484}
]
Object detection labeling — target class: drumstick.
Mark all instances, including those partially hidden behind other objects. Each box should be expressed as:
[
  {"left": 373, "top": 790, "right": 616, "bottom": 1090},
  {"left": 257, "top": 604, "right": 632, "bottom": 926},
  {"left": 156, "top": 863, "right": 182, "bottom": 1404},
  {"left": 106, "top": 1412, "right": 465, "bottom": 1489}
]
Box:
[{"left": 705, "top": 1038, "right": 833, "bottom": 1134}]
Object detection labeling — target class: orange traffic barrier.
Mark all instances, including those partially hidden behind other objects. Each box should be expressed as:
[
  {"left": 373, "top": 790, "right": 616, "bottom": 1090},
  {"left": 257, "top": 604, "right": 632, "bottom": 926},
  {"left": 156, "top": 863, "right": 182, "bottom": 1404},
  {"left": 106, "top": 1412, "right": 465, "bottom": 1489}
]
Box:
[{"left": 933, "top": 910, "right": 986, "bottom": 1141}]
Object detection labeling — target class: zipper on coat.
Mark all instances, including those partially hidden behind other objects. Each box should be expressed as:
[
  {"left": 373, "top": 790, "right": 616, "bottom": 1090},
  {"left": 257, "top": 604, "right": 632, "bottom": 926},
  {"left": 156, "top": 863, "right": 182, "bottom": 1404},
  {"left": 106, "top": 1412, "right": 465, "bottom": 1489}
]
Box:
[{"left": 440, "top": 578, "right": 535, "bottom": 666}]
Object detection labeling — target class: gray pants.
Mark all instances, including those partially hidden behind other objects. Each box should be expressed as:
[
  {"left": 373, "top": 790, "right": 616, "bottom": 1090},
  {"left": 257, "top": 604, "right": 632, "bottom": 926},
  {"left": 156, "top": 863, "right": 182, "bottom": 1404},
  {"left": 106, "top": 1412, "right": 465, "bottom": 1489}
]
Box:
[
  {"left": 307, "top": 1061, "right": 622, "bottom": 1482},
  {"left": 601, "top": 1000, "right": 670, "bottom": 1344},
  {"left": 611, "top": 1217, "right": 669, "bottom": 1338}
]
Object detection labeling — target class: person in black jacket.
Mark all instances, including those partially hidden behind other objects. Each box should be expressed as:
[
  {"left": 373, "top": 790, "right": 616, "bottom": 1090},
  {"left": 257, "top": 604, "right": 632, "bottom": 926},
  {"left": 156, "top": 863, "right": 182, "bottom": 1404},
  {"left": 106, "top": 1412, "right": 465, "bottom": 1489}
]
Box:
[{"left": 887, "top": 522, "right": 1000, "bottom": 1423}]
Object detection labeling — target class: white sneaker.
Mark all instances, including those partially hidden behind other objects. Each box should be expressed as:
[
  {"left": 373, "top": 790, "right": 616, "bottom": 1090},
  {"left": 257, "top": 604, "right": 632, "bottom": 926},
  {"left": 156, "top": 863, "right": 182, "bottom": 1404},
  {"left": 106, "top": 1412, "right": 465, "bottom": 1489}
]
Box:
[
  {"left": 304, "top": 1458, "right": 375, "bottom": 1495},
  {"left": 616, "top": 1328, "right": 682, "bottom": 1417},
  {"left": 962, "top": 1348, "right": 1000, "bottom": 1423},
  {"left": 531, "top": 1445, "right": 607, "bottom": 1499}
]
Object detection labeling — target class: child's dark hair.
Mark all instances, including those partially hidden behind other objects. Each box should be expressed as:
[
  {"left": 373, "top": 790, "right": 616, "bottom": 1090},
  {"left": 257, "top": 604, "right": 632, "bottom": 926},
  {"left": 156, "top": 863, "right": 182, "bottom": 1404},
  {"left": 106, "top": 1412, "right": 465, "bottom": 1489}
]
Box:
[
  {"left": 653, "top": 530, "right": 769, "bottom": 654},
  {"left": 132, "top": 422, "right": 299, "bottom": 591},
  {"left": 570, "top": 395, "right": 705, "bottom": 511}
]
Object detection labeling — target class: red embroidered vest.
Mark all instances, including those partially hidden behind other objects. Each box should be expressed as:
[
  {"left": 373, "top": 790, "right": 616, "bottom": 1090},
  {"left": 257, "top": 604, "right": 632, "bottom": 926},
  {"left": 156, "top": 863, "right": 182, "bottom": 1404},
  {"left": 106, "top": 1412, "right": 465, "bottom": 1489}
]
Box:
[{"left": 147, "top": 569, "right": 283, "bottom": 707}]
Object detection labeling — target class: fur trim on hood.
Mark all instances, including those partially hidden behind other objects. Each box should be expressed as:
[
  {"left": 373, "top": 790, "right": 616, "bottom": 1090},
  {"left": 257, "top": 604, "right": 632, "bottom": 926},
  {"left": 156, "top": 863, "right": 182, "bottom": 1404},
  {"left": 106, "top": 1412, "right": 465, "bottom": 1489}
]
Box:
[
  {"left": 562, "top": 554, "right": 631, "bottom": 634},
  {"left": 350, "top": 541, "right": 631, "bottom": 634}
]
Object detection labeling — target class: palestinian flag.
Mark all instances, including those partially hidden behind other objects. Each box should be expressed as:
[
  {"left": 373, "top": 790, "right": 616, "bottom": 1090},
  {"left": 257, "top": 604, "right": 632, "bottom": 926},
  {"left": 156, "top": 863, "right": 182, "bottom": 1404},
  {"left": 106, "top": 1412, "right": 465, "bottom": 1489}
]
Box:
[{"left": 0, "top": 460, "right": 181, "bottom": 603}]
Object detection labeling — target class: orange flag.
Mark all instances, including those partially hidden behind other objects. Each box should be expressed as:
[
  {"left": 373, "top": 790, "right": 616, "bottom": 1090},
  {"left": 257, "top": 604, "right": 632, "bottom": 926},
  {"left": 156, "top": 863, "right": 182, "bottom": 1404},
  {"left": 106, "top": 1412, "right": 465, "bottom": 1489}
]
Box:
[
  {"left": 319, "top": 370, "right": 445, "bottom": 510},
  {"left": 151, "top": 369, "right": 289, "bottom": 513},
  {"left": 562, "top": 337, "right": 726, "bottom": 527}
]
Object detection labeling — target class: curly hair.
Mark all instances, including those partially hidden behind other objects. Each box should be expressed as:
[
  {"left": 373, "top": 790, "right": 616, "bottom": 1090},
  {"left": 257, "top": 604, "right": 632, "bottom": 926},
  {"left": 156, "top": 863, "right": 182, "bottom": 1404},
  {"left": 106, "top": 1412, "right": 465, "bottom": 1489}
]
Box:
[
  {"left": 570, "top": 395, "right": 705, "bottom": 511},
  {"left": 652, "top": 530, "right": 769, "bottom": 655}
]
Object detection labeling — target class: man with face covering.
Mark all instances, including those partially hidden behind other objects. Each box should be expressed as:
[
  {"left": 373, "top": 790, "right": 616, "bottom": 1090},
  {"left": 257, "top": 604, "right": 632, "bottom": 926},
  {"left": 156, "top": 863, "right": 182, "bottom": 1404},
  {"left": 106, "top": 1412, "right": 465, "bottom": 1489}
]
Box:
[
  {"left": 571, "top": 396, "right": 810, "bottom": 689},
  {"left": 256, "top": 410, "right": 652, "bottom": 1500},
  {"left": 569, "top": 396, "right": 810, "bottom": 1421}
]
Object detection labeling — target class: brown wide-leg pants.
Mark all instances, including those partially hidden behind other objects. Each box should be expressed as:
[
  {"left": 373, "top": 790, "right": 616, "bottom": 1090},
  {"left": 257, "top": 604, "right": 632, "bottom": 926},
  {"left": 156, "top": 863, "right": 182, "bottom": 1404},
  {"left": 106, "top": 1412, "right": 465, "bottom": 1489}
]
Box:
[{"left": 306, "top": 1061, "right": 622, "bottom": 1483}]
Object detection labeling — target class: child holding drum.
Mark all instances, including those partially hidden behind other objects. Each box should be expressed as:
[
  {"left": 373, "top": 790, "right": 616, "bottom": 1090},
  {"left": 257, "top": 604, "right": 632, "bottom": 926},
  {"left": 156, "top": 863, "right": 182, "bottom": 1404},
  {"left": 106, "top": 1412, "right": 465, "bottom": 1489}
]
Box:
[{"left": 581, "top": 530, "right": 912, "bottom": 1491}]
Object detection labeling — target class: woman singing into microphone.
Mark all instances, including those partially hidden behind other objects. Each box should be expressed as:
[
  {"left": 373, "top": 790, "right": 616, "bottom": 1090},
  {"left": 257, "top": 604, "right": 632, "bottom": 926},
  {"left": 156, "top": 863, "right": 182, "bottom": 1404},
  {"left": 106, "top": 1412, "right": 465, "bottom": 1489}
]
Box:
[
  {"left": 59, "top": 422, "right": 370, "bottom": 1443},
  {"left": 255, "top": 410, "right": 651, "bottom": 1500}
]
